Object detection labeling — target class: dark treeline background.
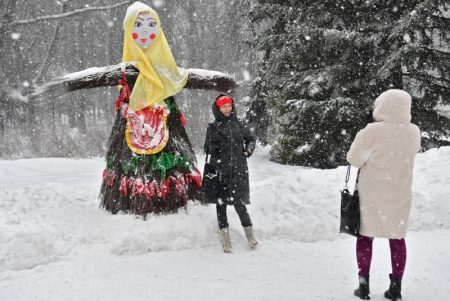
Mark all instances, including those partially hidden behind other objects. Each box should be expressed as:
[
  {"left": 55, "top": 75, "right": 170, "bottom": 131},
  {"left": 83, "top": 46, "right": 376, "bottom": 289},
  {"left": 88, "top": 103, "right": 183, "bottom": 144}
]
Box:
[
  {"left": 1, "top": 0, "right": 449, "bottom": 170},
  {"left": 0, "top": 0, "right": 254, "bottom": 158},
  {"left": 246, "top": 0, "right": 450, "bottom": 168}
]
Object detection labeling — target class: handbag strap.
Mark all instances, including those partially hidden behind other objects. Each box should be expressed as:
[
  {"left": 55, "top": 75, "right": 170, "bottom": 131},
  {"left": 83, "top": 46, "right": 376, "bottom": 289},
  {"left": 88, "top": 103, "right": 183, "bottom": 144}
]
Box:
[
  {"left": 355, "top": 169, "right": 361, "bottom": 191},
  {"left": 344, "top": 165, "right": 360, "bottom": 190},
  {"left": 344, "top": 165, "right": 351, "bottom": 188}
]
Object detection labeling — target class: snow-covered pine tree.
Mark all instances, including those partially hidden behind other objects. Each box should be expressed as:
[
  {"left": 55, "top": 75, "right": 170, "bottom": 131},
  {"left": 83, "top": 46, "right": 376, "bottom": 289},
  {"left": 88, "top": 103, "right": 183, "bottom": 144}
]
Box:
[
  {"left": 246, "top": 0, "right": 450, "bottom": 168},
  {"left": 391, "top": 0, "right": 450, "bottom": 148}
]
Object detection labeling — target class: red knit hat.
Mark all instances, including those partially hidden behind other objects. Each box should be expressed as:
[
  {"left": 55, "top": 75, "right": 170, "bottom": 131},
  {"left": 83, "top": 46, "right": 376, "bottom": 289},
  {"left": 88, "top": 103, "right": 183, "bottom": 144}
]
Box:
[{"left": 215, "top": 95, "right": 233, "bottom": 109}]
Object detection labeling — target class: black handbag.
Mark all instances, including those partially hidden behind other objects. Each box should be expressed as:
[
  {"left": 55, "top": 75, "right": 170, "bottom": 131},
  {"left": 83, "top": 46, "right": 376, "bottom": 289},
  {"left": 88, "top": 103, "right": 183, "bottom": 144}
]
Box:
[
  {"left": 340, "top": 165, "right": 361, "bottom": 236},
  {"left": 201, "top": 152, "right": 219, "bottom": 202}
]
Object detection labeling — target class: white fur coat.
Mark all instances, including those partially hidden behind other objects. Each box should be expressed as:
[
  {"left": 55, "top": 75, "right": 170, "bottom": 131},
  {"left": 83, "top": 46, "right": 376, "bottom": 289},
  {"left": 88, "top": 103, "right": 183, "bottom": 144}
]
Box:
[{"left": 347, "top": 89, "right": 421, "bottom": 239}]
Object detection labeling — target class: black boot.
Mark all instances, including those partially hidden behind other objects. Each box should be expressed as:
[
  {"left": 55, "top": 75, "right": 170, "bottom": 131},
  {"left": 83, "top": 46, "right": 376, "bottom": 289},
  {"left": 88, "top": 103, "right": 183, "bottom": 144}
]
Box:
[
  {"left": 384, "top": 274, "right": 402, "bottom": 300},
  {"left": 354, "top": 275, "right": 370, "bottom": 300}
]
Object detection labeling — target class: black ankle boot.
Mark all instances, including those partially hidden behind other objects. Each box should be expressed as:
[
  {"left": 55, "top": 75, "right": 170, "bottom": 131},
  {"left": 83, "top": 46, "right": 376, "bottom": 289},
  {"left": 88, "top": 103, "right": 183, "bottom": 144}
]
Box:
[
  {"left": 384, "top": 274, "right": 402, "bottom": 300},
  {"left": 354, "top": 275, "right": 370, "bottom": 300}
]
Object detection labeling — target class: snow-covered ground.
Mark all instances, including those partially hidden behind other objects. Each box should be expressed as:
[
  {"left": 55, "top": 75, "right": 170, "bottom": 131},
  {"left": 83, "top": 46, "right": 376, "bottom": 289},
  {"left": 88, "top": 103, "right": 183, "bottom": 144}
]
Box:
[{"left": 0, "top": 147, "right": 449, "bottom": 300}]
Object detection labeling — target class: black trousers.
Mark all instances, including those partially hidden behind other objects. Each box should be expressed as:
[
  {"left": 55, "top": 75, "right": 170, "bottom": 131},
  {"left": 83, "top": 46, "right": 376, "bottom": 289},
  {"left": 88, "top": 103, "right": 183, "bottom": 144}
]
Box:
[{"left": 216, "top": 202, "right": 252, "bottom": 229}]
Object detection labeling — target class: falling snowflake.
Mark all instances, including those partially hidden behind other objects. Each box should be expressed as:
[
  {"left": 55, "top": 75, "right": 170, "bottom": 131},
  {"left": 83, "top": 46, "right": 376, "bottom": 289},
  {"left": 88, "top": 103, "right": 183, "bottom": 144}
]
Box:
[
  {"left": 242, "top": 69, "right": 251, "bottom": 81},
  {"left": 403, "top": 34, "right": 411, "bottom": 43},
  {"left": 152, "top": 0, "right": 165, "bottom": 8},
  {"left": 10, "top": 33, "right": 21, "bottom": 40}
]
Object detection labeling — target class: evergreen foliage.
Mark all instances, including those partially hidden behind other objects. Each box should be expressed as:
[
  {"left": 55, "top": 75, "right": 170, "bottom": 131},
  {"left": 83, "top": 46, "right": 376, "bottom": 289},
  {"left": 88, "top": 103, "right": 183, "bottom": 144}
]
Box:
[{"left": 246, "top": 0, "right": 450, "bottom": 168}]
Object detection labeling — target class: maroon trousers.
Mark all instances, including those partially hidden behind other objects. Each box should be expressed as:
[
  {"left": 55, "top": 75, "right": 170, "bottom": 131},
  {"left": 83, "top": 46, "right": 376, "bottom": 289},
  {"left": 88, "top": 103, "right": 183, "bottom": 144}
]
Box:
[{"left": 356, "top": 235, "right": 407, "bottom": 280}]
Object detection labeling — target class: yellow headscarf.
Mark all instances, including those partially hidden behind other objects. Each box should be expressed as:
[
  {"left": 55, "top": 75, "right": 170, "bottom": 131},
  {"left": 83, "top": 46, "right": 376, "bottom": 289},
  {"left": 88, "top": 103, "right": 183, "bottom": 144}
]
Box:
[{"left": 122, "top": 2, "right": 188, "bottom": 112}]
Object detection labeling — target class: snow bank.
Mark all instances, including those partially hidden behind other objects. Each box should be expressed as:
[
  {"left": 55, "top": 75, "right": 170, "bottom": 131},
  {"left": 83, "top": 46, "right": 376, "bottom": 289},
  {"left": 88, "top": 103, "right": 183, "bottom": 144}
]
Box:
[{"left": 0, "top": 148, "right": 449, "bottom": 272}]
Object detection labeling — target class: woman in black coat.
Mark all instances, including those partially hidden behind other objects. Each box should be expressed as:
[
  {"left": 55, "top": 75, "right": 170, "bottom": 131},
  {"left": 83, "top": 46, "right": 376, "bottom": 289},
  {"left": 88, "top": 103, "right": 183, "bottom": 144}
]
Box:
[{"left": 203, "top": 94, "right": 257, "bottom": 253}]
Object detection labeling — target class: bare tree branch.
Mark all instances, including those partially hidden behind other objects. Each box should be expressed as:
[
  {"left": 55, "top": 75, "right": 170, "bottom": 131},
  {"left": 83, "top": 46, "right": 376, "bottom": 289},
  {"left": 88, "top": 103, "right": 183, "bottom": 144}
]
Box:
[
  {"left": 419, "top": 45, "right": 450, "bottom": 57},
  {"left": 10, "top": 0, "right": 134, "bottom": 26},
  {"left": 403, "top": 72, "right": 450, "bottom": 86},
  {"left": 29, "top": 64, "right": 238, "bottom": 102}
]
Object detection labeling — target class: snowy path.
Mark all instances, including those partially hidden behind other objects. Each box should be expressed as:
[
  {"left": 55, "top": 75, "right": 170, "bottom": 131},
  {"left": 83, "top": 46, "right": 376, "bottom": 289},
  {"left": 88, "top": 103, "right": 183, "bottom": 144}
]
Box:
[
  {"left": 1, "top": 231, "right": 448, "bottom": 301},
  {"left": 0, "top": 148, "right": 449, "bottom": 300}
]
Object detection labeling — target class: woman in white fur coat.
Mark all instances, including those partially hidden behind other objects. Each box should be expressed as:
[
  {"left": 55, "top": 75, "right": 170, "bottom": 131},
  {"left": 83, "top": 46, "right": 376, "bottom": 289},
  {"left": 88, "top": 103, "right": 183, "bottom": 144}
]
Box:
[{"left": 346, "top": 89, "right": 421, "bottom": 301}]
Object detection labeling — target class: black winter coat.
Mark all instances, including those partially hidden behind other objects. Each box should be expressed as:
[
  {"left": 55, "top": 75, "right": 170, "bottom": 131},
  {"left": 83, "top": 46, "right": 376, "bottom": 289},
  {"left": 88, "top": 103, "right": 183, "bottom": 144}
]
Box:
[{"left": 203, "top": 102, "right": 256, "bottom": 205}]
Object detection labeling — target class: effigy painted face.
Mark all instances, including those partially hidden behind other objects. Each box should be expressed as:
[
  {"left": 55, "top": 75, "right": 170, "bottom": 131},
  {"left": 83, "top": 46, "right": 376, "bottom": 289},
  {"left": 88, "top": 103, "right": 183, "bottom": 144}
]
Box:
[{"left": 132, "top": 12, "right": 159, "bottom": 49}]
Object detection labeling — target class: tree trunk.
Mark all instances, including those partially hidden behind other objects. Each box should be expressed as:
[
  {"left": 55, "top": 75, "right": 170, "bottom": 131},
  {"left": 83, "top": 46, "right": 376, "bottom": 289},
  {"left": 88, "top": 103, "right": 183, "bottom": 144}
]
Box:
[
  {"left": 34, "top": 2, "right": 68, "bottom": 85},
  {"left": 0, "top": 90, "right": 4, "bottom": 139},
  {"left": 0, "top": 0, "right": 17, "bottom": 141},
  {"left": 75, "top": 18, "right": 87, "bottom": 134},
  {"left": 105, "top": 6, "right": 115, "bottom": 129},
  {"left": 0, "top": 0, "right": 16, "bottom": 64},
  {"left": 78, "top": 96, "right": 87, "bottom": 134}
]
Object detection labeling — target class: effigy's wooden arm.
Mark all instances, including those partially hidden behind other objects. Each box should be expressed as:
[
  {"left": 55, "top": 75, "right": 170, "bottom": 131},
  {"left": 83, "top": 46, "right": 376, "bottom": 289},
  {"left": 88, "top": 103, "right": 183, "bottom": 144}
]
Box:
[{"left": 29, "top": 64, "right": 238, "bottom": 101}]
